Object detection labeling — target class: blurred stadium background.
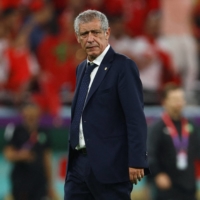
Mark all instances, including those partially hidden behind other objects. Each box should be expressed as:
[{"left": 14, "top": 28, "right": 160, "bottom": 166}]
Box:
[{"left": 0, "top": 0, "right": 200, "bottom": 199}]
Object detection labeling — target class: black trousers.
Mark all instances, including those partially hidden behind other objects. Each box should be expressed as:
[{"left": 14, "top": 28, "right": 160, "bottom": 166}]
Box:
[
  {"left": 11, "top": 168, "right": 47, "bottom": 200},
  {"left": 64, "top": 150, "right": 133, "bottom": 200}
]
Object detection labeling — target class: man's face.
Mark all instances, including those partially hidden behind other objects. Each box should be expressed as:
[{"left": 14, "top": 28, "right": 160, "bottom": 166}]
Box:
[
  {"left": 76, "top": 19, "right": 110, "bottom": 61},
  {"left": 22, "top": 105, "right": 40, "bottom": 126},
  {"left": 163, "top": 89, "right": 186, "bottom": 117}
]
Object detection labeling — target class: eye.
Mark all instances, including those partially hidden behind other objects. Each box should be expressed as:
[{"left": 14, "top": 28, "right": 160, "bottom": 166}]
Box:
[
  {"left": 80, "top": 32, "right": 89, "bottom": 38},
  {"left": 92, "top": 30, "right": 101, "bottom": 36}
]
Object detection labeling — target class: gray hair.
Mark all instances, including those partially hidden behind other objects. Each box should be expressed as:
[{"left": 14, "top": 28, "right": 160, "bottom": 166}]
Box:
[{"left": 74, "top": 10, "right": 109, "bottom": 35}]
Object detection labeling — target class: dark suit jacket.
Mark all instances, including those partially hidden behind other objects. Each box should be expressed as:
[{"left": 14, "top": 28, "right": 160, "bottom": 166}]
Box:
[
  {"left": 148, "top": 118, "right": 200, "bottom": 193},
  {"left": 68, "top": 46, "right": 150, "bottom": 183}
]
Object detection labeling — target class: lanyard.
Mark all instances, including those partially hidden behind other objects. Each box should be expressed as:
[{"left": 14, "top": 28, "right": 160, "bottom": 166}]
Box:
[
  {"left": 162, "top": 113, "right": 189, "bottom": 152},
  {"left": 22, "top": 131, "right": 38, "bottom": 150}
]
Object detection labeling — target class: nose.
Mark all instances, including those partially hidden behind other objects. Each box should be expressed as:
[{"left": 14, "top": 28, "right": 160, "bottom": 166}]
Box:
[{"left": 87, "top": 32, "right": 94, "bottom": 42}]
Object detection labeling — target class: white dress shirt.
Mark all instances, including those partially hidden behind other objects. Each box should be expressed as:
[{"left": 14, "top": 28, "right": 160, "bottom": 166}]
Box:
[{"left": 76, "top": 44, "right": 110, "bottom": 149}]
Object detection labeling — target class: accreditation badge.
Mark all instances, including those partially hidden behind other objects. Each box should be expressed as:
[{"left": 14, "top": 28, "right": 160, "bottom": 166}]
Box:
[{"left": 176, "top": 151, "right": 188, "bottom": 170}]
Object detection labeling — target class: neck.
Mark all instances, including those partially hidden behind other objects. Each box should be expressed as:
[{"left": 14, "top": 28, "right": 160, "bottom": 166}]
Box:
[
  {"left": 167, "top": 112, "right": 182, "bottom": 121},
  {"left": 88, "top": 56, "right": 96, "bottom": 62},
  {"left": 24, "top": 122, "right": 38, "bottom": 132}
]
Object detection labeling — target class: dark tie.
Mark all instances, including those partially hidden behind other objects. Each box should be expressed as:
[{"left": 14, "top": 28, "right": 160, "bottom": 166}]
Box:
[{"left": 70, "top": 62, "right": 97, "bottom": 149}]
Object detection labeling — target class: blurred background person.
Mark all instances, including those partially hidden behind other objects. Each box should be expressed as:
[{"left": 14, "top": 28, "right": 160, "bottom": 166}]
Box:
[
  {"left": 32, "top": 0, "right": 84, "bottom": 123},
  {"left": 0, "top": 7, "right": 21, "bottom": 106},
  {"left": 110, "top": 11, "right": 180, "bottom": 105},
  {"left": 109, "top": 15, "right": 134, "bottom": 59},
  {"left": 3, "top": 102, "right": 57, "bottom": 200},
  {"left": 0, "top": 6, "right": 41, "bottom": 107},
  {"left": 0, "top": 18, "right": 9, "bottom": 105},
  {"left": 159, "top": 0, "right": 199, "bottom": 104},
  {"left": 121, "top": 0, "right": 160, "bottom": 37},
  {"left": 148, "top": 84, "right": 200, "bottom": 200},
  {"left": 4, "top": 32, "right": 40, "bottom": 106},
  {"left": 130, "top": 11, "right": 180, "bottom": 105},
  {"left": 193, "top": 0, "right": 200, "bottom": 103}
]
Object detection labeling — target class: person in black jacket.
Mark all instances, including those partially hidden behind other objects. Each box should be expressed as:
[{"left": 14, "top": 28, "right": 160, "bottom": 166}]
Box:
[
  {"left": 3, "top": 103, "right": 57, "bottom": 200},
  {"left": 148, "top": 84, "right": 200, "bottom": 200}
]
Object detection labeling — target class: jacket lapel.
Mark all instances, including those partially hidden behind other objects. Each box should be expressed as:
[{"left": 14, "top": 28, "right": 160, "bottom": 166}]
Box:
[
  {"left": 71, "top": 61, "right": 87, "bottom": 118},
  {"left": 84, "top": 47, "right": 115, "bottom": 108}
]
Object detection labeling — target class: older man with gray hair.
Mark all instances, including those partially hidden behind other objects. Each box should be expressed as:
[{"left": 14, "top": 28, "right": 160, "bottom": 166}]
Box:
[{"left": 64, "top": 9, "right": 150, "bottom": 200}]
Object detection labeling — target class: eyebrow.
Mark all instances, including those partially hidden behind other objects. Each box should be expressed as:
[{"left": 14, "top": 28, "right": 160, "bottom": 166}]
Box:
[{"left": 79, "top": 30, "right": 101, "bottom": 35}]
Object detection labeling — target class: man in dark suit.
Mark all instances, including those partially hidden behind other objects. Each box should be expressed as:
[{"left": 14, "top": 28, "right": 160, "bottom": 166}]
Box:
[
  {"left": 64, "top": 10, "right": 149, "bottom": 200},
  {"left": 148, "top": 84, "right": 200, "bottom": 200}
]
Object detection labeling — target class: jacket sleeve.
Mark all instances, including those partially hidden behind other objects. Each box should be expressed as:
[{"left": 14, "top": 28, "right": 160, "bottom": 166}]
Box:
[
  {"left": 117, "top": 57, "right": 149, "bottom": 170},
  {"left": 147, "top": 123, "right": 163, "bottom": 176},
  {"left": 192, "top": 122, "right": 200, "bottom": 160}
]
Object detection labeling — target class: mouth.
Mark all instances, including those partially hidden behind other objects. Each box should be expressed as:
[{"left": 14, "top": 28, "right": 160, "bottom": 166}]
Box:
[{"left": 86, "top": 46, "right": 98, "bottom": 50}]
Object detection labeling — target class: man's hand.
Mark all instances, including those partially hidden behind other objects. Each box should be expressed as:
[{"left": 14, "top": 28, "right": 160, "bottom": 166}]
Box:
[
  {"left": 129, "top": 167, "right": 144, "bottom": 185},
  {"left": 155, "top": 173, "right": 172, "bottom": 190},
  {"left": 4, "top": 146, "right": 35, "bottom": 162},
  {"left": 18, "top": 149, "right": 35, "bottom": 162}
]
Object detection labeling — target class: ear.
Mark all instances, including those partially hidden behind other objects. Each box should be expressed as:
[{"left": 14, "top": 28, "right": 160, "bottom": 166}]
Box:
[
  {"left": 105, "top": 27, "right": 111, "bottom": 40},
  {"left": 76, "top": 34, "right": 80, "bottom": 43}
]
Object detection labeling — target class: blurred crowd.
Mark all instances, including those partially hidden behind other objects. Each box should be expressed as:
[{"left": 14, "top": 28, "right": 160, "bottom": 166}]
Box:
[{"left": 0, "top": 0, "right": 200, "bottom": 119}]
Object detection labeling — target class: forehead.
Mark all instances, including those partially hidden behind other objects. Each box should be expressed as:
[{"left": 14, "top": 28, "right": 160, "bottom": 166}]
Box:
[
  {"left": 23, "top": 106, "right": 39, "bottom": 113},
  {"left": 166, "top": 89, "right": 184, "bottom": 99},
  {"left": 79, "top": 19, "right": 102, "bottom": 32}
]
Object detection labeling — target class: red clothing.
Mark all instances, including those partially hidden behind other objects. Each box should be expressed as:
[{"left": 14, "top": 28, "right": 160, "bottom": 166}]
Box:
[
  {"left": 28, "top": 0, "right": 45, "bottom": 11},
  {"left": 103, "top": 0, "right": 124, "bottom": 15},
  {"left": 145, "top": 35, "right": 181, "bottom": 89},
  {"left": 131, "top": 35, "right": 180, "bottom": 94},
  {"left": 147, "top": 0, "right": 160, "bottom": 11},
  {"left": 123, "top": 0, "right": 160, "bottom": 37},
  {"left": 5, "top": 47, "right": 32, "bottom": 92},
  {"left": 52, "top": 0, "right": 67, "bottom": 11},
  {"left": 0, "top": 0, "right": 21, "bottom": 9},
  {"left": 0, "top": 0, "right": 44, "bottom": 11},
  {"left": 124, "top": 0, "right": 148, "bottom": 37},
  {"left": 193, "top": 2, "right": 200, "bottom": 39},
  {"left": 35, "top": 34, "right": 77, "bottom": 116},
  {"left": 195, "top": 160, "right": 200, "bottom": 179},
  {"left": 37, "top": 35, "right": 76, "bottom": 89}
]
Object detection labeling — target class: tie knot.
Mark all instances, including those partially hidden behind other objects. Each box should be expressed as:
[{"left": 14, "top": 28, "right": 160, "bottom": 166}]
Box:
[{"left": 86, "top": 62, "right": 97, "bottom": 74}]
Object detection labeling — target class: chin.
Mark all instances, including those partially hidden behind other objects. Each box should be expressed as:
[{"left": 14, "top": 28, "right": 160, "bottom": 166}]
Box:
[{"left": 88, "top": 52, "right": 99, "bottom": 60}]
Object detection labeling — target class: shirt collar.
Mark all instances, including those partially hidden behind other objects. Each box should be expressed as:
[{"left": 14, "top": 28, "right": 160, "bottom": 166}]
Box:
[{"left": 87, "top": 44, "right": 110, "bottom": 66}]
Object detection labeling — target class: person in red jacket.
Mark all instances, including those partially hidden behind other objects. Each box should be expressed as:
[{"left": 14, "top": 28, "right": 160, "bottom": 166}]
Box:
[
  {"left": 34, "top": 11, "right": 82, "bottom": 119},
  {"left": 5, "top": 33, "right": 39, "bottom": 106}
]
